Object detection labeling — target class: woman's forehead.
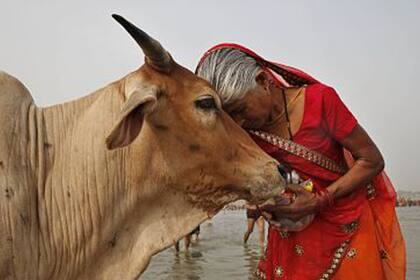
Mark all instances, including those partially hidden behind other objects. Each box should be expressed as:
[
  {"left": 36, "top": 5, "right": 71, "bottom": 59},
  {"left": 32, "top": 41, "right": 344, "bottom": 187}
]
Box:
[{"left": 224, "top": 95, "right": 249, "bottom": 111}]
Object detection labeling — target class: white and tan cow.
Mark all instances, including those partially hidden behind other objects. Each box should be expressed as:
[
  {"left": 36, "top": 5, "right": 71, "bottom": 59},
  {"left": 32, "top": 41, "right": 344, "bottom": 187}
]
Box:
[{"left": 0, "top": 15, "right": 284, "bottom": 279}]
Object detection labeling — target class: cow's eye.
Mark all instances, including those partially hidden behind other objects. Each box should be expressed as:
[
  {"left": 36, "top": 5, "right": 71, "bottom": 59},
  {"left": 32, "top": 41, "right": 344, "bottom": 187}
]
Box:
[{"left": 195, "top": 97, "right": 217, "bottom": 111}]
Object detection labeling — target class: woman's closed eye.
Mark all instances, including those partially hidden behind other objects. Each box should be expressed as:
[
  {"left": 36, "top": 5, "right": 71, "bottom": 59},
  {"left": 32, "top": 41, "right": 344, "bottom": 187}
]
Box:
[{"left": 228, "top": 102, "right": 247, "bottom": 115}]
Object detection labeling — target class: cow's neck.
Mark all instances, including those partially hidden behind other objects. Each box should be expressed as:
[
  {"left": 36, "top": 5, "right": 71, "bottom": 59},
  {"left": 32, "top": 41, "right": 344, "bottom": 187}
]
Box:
[
  {"left": 81, "top": 129, "right": 209, "bottom": 279},
  {"left": 84, "top": 181, "right": 209, "bottom": 279},
  {"left": 36, "top": 85, "right": 208, "bottom": 279}
]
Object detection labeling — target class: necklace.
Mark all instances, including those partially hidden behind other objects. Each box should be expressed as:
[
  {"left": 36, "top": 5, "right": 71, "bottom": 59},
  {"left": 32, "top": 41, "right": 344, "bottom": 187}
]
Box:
[{"left": 264, "top": 86, "right": 304, "bottom": 140}]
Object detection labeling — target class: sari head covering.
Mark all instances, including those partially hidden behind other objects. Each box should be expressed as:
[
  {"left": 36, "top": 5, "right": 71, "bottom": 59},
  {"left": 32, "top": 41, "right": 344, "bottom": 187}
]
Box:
[{"left": 195, "top": 43, "right": 318, "bottom": 88}]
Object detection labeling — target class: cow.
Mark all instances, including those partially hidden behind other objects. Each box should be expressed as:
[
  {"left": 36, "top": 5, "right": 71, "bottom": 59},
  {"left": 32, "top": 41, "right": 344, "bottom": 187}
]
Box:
[{"left": 0, "top": 15, "right": 284, "bottom": 279}]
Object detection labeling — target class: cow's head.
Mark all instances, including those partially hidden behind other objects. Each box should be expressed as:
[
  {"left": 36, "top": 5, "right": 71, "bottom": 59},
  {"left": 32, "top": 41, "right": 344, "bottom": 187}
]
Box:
[{"left": 106, "top": 15, "right": 284, "bottom": 212}]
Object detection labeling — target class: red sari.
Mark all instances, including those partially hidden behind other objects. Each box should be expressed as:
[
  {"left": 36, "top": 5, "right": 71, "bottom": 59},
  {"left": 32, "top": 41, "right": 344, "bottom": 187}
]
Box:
[
  {"left": 197, "top": 44, "right": 406, "bottom": 279},
  {"left": 253, "top": 84, "right": 405, "bottom": 280}
]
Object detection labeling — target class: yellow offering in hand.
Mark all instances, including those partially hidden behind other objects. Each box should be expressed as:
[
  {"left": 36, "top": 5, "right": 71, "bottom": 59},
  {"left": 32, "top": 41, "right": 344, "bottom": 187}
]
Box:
[{"left": 301, "top": 180, "right": 314, "bottom": 192}]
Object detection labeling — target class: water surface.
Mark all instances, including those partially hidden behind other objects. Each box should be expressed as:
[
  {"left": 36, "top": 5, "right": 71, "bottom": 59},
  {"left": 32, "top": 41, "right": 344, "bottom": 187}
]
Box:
[{"left": 142, "top": 207, "right": 419, "bottom": 279}]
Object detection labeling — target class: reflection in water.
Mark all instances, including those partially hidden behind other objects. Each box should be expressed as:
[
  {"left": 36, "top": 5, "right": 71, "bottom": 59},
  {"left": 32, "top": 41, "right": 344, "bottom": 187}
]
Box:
[
  {"left": 141, "top": 210, "right": 263, "bottom": 279},
  {"left": 141, "top": 208, "right": 419, "bottom": 280},
  {"left": 243, "top": 244, "right": 261, "bottom": 280},
  {"left": 169, "top": 250, "right": 204, "bottom": 280}
]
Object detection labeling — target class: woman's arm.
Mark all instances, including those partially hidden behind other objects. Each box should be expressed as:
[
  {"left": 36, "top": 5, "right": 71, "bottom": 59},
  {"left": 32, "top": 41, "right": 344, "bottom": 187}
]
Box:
[
  {"left": 259, "top": 124, "right": 384, "bottom": 221},
  {"left": 327, "top": 124, "right": 384, "bottom": 199}
]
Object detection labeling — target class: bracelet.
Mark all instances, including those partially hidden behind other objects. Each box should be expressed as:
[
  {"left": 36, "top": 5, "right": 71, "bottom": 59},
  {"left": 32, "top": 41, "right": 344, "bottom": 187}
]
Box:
[{"left": 316, "top": 189, "right": 334, "bottom": 210}]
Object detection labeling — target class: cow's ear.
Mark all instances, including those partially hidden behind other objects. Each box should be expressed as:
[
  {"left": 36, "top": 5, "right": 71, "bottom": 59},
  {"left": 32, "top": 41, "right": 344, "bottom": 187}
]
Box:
[{"left": 106, "top": 88, "right": 157, "bottom": 150}]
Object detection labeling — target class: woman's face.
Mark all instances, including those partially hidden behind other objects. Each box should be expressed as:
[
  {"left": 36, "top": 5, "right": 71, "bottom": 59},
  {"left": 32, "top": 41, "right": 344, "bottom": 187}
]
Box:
[{"left": 226, "top": 84, "right": 273, "bottom": 130}]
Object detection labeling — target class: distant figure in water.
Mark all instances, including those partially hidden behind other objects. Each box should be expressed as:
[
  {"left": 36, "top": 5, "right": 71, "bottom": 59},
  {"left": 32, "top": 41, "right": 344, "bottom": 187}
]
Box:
[
  {"left": 243, "top": 203, "right": 265, "bottom": 249},
  {"left": 175, "top": 225, "right": 201, "bottom": 252}
]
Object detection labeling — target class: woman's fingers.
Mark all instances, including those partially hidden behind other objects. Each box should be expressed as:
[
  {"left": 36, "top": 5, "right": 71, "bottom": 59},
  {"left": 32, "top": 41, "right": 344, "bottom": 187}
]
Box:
[
  {"left": 258, "top": 187, "right": 318, "bottom": 222},
  {"left": 267, "top": 201, "right": 299, "bottom": 214},
  {"left": 285, "top": 184, "right": 305, "bottom": 193},
  {"left": 258, "top": 194, "right": 291, "bottom": 211}
]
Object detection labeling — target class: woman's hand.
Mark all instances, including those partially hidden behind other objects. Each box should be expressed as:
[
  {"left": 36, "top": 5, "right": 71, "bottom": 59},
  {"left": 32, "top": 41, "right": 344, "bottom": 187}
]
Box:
[{"left": 259, "top": 184, "right": 319, "bottom": 222}]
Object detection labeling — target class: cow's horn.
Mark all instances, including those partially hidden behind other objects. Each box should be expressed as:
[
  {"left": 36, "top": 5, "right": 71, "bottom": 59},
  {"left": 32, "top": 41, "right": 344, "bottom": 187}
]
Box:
[{"left": 112, "top": 14, "right": 172, "bottom": 73}]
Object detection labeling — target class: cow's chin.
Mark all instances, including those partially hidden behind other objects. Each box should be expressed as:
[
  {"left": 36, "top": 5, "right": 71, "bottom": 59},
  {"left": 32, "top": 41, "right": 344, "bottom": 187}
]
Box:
[
  {"left": 247, "top": 185, "right": 285, "bottom": 205},
  {"left": 182, "top": 181, "right": 284, "bottom": 216},
  {"left": 183, "top": 183, "right": 254, "bottom": 214}
]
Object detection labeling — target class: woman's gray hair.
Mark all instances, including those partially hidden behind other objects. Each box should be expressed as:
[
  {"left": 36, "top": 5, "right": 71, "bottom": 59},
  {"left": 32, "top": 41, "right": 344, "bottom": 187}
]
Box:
[{"left": 196, "top": 48, "right": 261, "bottom": 107}]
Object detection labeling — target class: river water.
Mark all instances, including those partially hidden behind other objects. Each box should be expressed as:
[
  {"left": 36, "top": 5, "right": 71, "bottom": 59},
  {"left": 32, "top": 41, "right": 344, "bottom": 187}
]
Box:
[{"left": 142, "top": 207, "right": 419, "bottom": 279}]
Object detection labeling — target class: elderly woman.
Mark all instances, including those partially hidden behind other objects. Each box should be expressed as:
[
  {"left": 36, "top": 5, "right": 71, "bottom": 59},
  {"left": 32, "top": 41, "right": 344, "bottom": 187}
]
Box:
[{"left": 196, "top": 44, "right": 405, "bottom": 280}]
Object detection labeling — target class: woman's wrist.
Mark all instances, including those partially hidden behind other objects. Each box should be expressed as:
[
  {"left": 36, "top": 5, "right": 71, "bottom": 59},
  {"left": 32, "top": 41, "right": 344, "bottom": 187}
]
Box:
[{"left": 315, "top": 188, "right": 334, "bottom": 210}]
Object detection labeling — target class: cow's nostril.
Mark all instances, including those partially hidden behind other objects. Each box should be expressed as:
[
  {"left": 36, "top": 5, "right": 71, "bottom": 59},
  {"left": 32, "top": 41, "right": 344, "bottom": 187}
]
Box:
[{"left": 277, "top": 164, "right": 289, "bottom": 180}]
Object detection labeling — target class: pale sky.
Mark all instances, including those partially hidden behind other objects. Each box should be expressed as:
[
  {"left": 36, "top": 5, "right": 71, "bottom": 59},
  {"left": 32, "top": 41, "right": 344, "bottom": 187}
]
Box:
[{"left": 1, "top": 0, "right": 419, "bottom": 191}]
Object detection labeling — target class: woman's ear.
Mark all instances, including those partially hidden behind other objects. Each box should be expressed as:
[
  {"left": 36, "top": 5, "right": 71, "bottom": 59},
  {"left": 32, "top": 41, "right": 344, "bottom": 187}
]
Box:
[{"left": 255, "top": 70, "right": 270, "bottom": 90}]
